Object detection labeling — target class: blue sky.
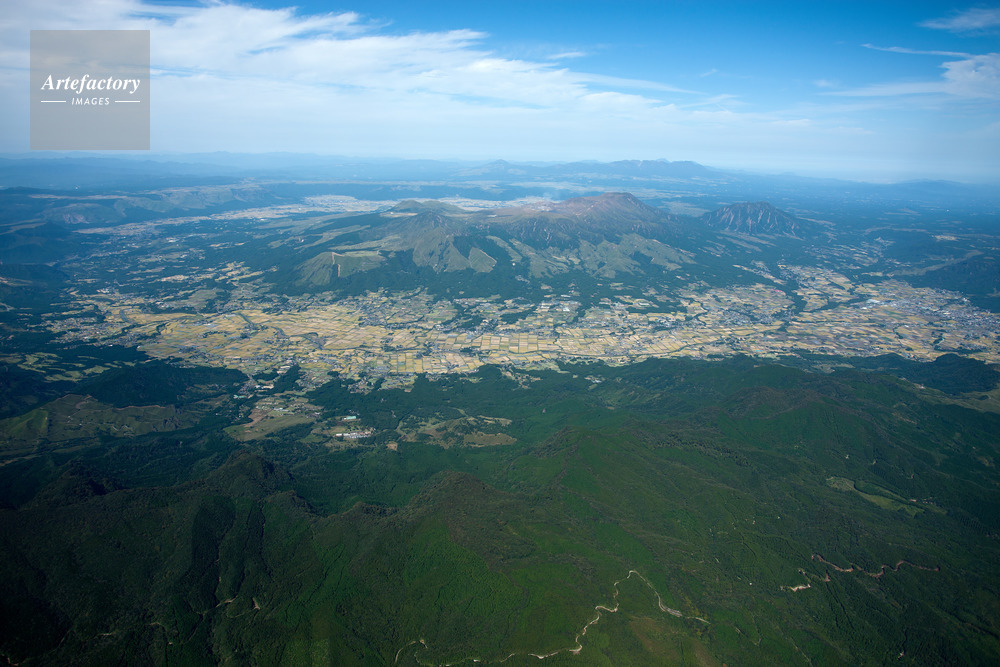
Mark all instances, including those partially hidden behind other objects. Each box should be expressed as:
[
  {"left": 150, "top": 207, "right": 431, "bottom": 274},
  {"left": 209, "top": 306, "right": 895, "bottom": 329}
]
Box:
[{"left": 2, "top": 1, "right": 999, "bottom": 181}]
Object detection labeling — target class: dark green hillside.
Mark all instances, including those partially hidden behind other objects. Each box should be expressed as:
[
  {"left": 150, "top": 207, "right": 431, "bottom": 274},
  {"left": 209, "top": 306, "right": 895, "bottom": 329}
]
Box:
[
  {"left": 0, "top": 221, "right": 88, "bottom": 264},
  {"left": 2, "top": 358, "right": 999, "bottom": 664},
  {"left": 839, "top": 352, "right": 1000, "bottom": 395},
  {"left": 0, "top": 263, "right": 70, "bottom": 310},
  {"left": 909, "top": 253, "right": 1000, "bottom": 311},
  {"left": 0, "top": 365, "right": 73, "bottom": 419},
  {"left": 75, "top": 360, "right": 247, "bottom": 408}
]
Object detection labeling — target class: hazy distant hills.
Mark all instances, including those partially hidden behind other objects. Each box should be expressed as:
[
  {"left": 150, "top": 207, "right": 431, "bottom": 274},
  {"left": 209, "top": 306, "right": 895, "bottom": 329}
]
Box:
[
  {"left": 454, "top": 158, "right": 719, "bottom": 181},
  {"left": 3, "top": 154, "right": 998, "bottom": 214}
]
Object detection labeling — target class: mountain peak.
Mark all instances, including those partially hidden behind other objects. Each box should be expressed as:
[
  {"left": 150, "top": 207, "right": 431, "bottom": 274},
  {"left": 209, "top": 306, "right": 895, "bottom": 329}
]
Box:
[
  {"left": 548, "top": 192, "right": 668, "bottom": 222},
  {"left": 702, "top": 201, "right": 807, "bottom": 236},
  {"left": 477, "top": 192, "right": 676, "bottom": 241}
]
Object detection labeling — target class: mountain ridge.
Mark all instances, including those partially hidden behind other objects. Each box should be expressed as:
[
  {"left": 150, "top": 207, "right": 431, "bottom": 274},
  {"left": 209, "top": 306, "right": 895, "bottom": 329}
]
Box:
[
  {"left": 293, "top": 192, "right": 692, "bottom": 287},
  {"left": 701, "top": 200, "right": 811, "bottom": 236}
]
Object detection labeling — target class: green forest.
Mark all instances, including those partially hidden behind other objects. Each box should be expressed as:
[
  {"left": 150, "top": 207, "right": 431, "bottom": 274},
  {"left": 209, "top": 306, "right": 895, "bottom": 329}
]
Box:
[{"left": 2, "top": 355, "right": 999, "bottom": 665}]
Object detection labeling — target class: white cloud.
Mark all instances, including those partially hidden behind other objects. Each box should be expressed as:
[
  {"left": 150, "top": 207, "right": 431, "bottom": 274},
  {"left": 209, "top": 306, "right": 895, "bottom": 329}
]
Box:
[
  {"left": 921, "top": 8, "right": 1000, "bottom": 32},
  {"left": 941, "top": 53, "right": 1000, "bottom": 99},
  {"left": 836, "top": 48, "right": 1000, "bottom": 100},
  {"left": 2, "top": 1, "right": 694, "bottom": 116},
  {"left": 1, "top": 0, "right": 996, "bottom": 181},
  {"left": 1, "top": 0, "right": 715, "bottom": 154}
]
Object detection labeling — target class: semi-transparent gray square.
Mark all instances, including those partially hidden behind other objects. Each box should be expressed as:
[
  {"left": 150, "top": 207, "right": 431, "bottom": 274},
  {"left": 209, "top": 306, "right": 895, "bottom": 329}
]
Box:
[{"left": 31, "top": 30, "right": 150, "bottom": 150}]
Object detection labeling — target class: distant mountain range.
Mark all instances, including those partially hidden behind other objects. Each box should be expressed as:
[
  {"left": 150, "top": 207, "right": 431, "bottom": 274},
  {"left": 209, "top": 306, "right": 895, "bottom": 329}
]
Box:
[
  {"left": 2, "top": 154, "right": 998, "bottom": 215},
  {"left": 454, "top": 158, "right": 719, "bottom": 181},
  {"left": 278, "top": 192, "right": 822, "bottom": 299}
]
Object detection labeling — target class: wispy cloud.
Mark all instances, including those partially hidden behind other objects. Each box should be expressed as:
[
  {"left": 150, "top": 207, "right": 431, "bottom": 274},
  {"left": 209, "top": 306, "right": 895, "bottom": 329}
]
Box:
[
  {"left": 0, "top": 0, "right": 696, "bottom": 168},
  {"left": 828, "top": 80, "right": 947, "bottom": 98},
  {"left": 921, "top": 7, "right": 1000, "bottom": 32},
  {"left": 940, "top": 53, "right": 1000, "bottom": 99},
  {"left": 575, "top": 72, "right": 697, "bottom": 95},
  {"left": 7, "top": 1, "right": 697, "bottom": 110},
  {"left": 1, "top": 0, "right": 996, "bottom": 181},
  {"left": 862, "top": 44, "right": 971, "bottom": 58},
  {"left": 677, "top": 94, "right": 742, "bottom": 111},
  {"left": 839, "top": 47, "right": 1000, "bottom": 100}
]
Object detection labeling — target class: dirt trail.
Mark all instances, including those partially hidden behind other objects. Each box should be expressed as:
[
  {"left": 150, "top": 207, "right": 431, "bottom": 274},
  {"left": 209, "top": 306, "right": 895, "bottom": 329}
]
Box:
[
  {"left": 782, "top": 554, "right": 940, "bottom": 592},
  {"left": 811, "top": 553, "right": 940, "bottom": 579},
  {"left": 395, "top": 569, "right": 705, "bottom": 665}
]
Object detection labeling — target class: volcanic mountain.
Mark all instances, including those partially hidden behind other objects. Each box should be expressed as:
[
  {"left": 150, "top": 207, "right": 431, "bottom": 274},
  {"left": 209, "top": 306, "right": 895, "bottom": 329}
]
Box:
[
  {"left": 470, "top": 192, "right": 679, "bottom": 244},
  {"left": 702, "top": 201, "right": 809, "bottom": 236},
  {"left": 289, "top": 192, "right": 691, "bottom": 289}
]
